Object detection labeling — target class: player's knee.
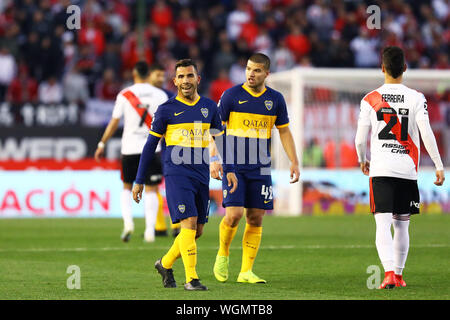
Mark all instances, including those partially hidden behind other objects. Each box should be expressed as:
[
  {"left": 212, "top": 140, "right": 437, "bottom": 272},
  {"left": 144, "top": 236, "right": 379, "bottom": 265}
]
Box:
[
  {"left": 225, "top": 210, "right": 243, "bottom": 227},
  {"left": 246, "top": 209, "right": 264, "bottom": 226}
]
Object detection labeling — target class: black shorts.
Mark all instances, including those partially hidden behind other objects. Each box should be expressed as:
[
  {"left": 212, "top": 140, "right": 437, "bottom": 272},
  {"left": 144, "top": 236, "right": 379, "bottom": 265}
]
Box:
[
  {"left": 369, "top": 176, "right": 420, "bottom": 215},
  {"left": 121, "top": 153, "right": 163, "bottom": 185}
]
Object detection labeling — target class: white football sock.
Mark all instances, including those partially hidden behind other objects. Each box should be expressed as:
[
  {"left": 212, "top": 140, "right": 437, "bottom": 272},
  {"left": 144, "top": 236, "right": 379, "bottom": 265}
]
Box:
[
  {"left": 144, "top": 191, "right": 158, "bottom": 240},
  {"left": 393, "top": 219, "right": 410, "bottom": 275},
  {"left": 121, "top": 189, "right": 134, "bottom": 232},
  {"left": 374, "top": 212, "right": 394, "bottom": 272}
]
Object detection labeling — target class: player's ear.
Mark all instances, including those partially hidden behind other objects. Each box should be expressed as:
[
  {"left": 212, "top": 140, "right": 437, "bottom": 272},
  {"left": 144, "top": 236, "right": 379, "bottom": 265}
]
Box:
[
  {"left": 403, "top": 63, "right": 407, "bottom": 73},
  {"left": 381, "top": 63, "right": 385, "bottom": 74},
  {"left": 197, "top": 74, "right": 201, "bottom": 84}
]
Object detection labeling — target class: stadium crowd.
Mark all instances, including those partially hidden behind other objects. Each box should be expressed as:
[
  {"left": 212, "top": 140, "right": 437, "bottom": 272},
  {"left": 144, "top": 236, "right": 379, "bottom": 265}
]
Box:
[{"left": 0, "top": 0, "right": 448, "bottom": 104}]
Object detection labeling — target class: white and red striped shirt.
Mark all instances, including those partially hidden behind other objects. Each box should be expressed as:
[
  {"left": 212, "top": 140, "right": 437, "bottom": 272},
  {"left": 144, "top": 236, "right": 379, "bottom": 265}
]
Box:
[
  {"left": 356, "top": 83, "right": 443, "bottom": 180},
  {"left": 112, "top": 83, "right": 168, "bottom": 155}
]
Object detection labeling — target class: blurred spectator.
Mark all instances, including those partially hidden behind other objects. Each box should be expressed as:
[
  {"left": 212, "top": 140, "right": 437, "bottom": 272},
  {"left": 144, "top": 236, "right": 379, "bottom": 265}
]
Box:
[
  {"left": 212, "top": 41, "right": 236, "bottom": 78},
  {"left": 151, "top": 0, "right": 173, "bottom": 29},
  {"left": 78, "top": 20, "right": 106, "bottom": 57},
  {"left": 39, "top": 36, "right": 64, "bottom": 81},
  {"left": 63, "top": 66, "right": 89, "bottom": 104},
  {"left": 21, "top": 31, "right": 41, "bottom": 78},
  {"left": 175, "top": 8, "right": 198, "bottom": 46},
  {"left": 253, "top": 26, "right": 273, "bottom": 56},
  {"left": 239, "top": 20, "right": 260, "bottom": 49},
  {"left": 306, "top": 0, "right": 334, "bottom": 42},
  {"left": 226, "top": 2, "right": 251, "bottom": 40},
  {"left": 101, "top": 42, "right": 122, "bottom": 76},
  {"left": 0, "top": 46, "right": 16, "bottom": 101},
  {"left": 209, "top": 69, "right": 234, "bottom": 103},
  {"left": 95, "top": 68, "right": 121, "bottom": 101},
  {"left": 284, "top": 26, "right": 311, "bottom": 62},
  {"left": 350, "top": 28, "right": 379, "bottom": 68},
  {"left": 271, "top": 38, "right": 296, "bottom": 72},
  {"left": 38, "top": 76, "right": 63, "bottom": 104},
  {"left": 229, "top": 56, "right": 247, "bottom": 85},
  {"left": 7, "top": 64, "right": 38, "bottom": 104}
]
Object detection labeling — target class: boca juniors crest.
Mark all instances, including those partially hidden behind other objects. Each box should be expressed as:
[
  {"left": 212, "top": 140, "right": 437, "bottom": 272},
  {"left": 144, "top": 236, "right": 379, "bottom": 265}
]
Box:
[
  {"left": 178, "top": 204, "right": 186, "bottom": 213},
  {"left": 201, "top": 108, "right": 208, "bottom": 118},
  {"left": 264, "top": 100, "right": 273, "bottom": 111}
]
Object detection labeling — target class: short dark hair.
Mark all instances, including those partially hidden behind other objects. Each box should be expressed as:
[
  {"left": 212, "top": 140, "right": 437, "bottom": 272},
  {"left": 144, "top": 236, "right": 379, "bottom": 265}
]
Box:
[
  {"left": 382, "top": 46, "right": 405, "bottom": 79},
  {"left": 174, "top": 59, "right": 198, "bottom": 73},
  {"left": 134, "top": 61, "right": 149, "bottom": 78},
  {"left": 249, "top": 53, "right": 271, "bottom": 71},
  {"left": 149, "top": 62, "right": 165, "bottom": 74}
]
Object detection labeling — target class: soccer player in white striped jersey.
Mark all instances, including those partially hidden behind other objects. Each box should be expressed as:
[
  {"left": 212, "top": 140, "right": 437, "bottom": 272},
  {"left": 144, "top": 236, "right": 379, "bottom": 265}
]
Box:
[
  {"left": 95, "top": 61, "right": 168, "bottom": 243},
  {"left": 355, "top": 46, "right": 445, "bottom": 289}
]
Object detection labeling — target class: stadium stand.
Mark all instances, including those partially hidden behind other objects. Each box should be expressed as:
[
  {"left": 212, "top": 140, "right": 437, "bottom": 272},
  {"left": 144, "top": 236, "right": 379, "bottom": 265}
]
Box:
[{"left": 0, "top": 0, "right": 448, "bottom": 100}]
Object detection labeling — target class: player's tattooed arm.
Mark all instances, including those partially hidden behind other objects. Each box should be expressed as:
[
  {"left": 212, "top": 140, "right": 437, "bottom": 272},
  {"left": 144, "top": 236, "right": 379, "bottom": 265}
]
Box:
[{"left": 209, "top": 136, "right": 223, "bottom": 180}]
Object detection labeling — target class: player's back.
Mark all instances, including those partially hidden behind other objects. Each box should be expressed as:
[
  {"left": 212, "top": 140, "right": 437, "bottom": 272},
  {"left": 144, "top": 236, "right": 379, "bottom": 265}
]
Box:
[
  {"left": 113, "top": 83, "right": 168, "bottom": 154},
  {"left": 359, "top": 83, "right": 429, "bottom": 180}
]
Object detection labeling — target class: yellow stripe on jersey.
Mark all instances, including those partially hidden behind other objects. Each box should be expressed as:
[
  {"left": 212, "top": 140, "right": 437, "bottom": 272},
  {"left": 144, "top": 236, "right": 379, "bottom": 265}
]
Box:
[
  {"left": 212, "top": 130, "right": 224, "bottom": 137},
  {"left": 175, "top": 95, "right": 201, "bottom": 106},
  {"left": 165, "top": 122, "right": 211, "bottom": 148},
  {"left": 276, "top": 123, "right": 289, "bottom": 129},
  {"left": 149, "top": 130, "right": 163, "bottom": 138},
  {"left": 241, "top": 84, "right": 267, "bottom": 97},
  {"left": 226, "top": 111, "right": 276, "bottom": 139}
]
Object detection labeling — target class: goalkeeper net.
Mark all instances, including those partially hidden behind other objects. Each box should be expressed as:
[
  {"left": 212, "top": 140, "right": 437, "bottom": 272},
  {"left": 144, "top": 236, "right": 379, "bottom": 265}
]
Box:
[{"left": 267, "top": 68, "right": 450, "bottom": 216}]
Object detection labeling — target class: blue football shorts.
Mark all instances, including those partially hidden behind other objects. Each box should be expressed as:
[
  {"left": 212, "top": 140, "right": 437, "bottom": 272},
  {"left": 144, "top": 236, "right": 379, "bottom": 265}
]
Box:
[
  {"left": 222, "top": 168, "right": 273, "bottom": 210},
  {"left": 164, "top": 175, "right": 210, "bottom": 224}
]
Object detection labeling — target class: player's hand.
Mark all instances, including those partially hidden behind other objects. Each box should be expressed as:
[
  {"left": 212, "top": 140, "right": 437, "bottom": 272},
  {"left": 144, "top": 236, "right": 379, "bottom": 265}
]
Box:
[
  {"left": 434, "top": 170, "right": 445, "bottom": 186},
  {"left": 94, "top": 147, "right": 105, "bottom": 162},
  {"left": 132, "top": 184, "right": 144, "bottom": 203},
  {"left": 210, "top": 161, "right": 223, "bottom": 180},
  {"left": 290, "top": 163, "right": 300, "bottom": 184},
  {"left": 360, "top": 161, "right": 370, "bottom": 176},
  {"left": 226, "top": 172, "right": 238, "bottom": 194}
]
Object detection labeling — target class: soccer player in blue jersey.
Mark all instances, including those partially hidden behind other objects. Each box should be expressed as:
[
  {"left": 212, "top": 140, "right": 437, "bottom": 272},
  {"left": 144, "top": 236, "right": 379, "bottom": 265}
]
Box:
[
  {"left": 132, "top": 59, "right": 238, "bottom": 291},
  {"left": 211, "top": 53, "right": 300, "bottom": 284}
]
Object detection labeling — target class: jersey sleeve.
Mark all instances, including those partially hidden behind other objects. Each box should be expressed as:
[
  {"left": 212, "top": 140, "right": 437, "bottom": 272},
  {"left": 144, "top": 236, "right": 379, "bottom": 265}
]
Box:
[
  {"left": 414, "top": 93, "right": 429, "bottom": 123},
  {"left": 210, "top": 105, "right": 224, "bottom": 136},
  {"left": 218, "top": 90, "right": 233, "bottom": 123},
  {"left": 358, "top": 99, "right": 372, "bottom": 126},
  {"left": 149, "top": 106, "right": 167, "bottom": 138},
  {"left": 111, "top": 93, "right": 126, "bottom": 119},
  {"left": 275, "top": 93, "right": 289, "bottom": 128}
]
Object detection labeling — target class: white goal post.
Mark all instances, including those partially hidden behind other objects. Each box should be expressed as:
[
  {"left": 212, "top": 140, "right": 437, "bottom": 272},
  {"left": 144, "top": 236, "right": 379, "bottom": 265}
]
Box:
[{"left": 267, "top": 68, "right": 450, "bottom": 216}]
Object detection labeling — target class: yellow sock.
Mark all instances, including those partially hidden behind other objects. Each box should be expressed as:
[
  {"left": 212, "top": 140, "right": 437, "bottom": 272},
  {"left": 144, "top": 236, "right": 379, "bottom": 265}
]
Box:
[
  {"left": 218, "top": 218, "right": 238, "bottom": 257},
  {"left": 179, "top": 228, "right": 198, "bottom": 283},
  {"left": 161, "top": 233, "right": 181, "bottom": 269},
  {"left": 241, "top": 224, "right": 262, "bottom": 273},
  {"left": 155, "top": 192, "right": 167, "bottom": 232}
]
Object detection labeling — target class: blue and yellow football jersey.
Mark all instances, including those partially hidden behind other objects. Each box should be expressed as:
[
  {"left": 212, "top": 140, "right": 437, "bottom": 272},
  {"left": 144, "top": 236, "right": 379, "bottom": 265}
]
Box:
[
  {"left": 219, "top": 84, "right": 289, "bottom": 172},
  {"left": 149, "top": 95, "right": 223, "bottom": 184}
]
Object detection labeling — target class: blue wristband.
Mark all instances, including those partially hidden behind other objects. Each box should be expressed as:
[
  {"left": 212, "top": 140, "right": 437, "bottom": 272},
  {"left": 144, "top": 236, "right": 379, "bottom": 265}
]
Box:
[{"left": 210, "top": 155, "right": 220, "bottom": 162}]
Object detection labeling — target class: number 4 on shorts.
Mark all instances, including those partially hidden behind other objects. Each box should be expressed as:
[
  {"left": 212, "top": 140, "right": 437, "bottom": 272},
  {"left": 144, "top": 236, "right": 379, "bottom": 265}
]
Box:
[{"left": 261, "top": 185, "right": 273, "bottom": 200}]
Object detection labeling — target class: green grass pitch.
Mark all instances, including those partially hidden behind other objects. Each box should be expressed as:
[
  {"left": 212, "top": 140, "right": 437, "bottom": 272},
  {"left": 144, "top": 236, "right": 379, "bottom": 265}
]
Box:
[{"left": 0, "top": 214, "right": 449, "bottom": 300}]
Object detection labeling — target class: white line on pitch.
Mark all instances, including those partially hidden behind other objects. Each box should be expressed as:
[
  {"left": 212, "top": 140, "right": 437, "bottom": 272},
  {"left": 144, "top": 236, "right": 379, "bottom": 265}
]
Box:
[{"left": 0, "top": 243, "right": 448, "bottom": 253}]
